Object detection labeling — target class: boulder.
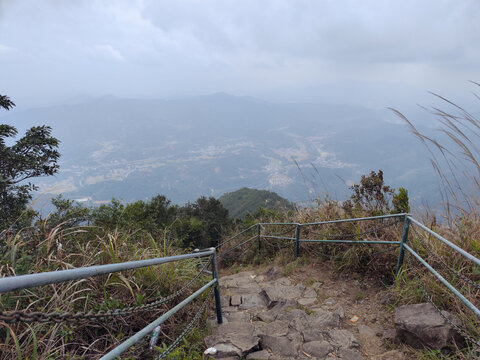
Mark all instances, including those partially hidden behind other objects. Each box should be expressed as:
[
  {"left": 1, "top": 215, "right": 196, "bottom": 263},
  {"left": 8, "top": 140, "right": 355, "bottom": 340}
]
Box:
[
  {"left": 327, "top": 329, "right": 360, "bottom": 350},
  {"left": 338, "top": 349, "right": 365, "bottom": 360},
  {"left": 309, "top": 308, "right": 340, "bottom": 328},
  {"left": 239, "top": 293, "right": 266, "bottom": 310},
  {"left": 246, "top": 350, "right": 271, "bottom": 360},
  {"left": 302, "top": 328, "right": 324, "bottom": 342},
  {"left": 255, "top": 320, "right": 289, "bottom": 337},
  {"left": 395, "top": 303, "right": 464, "bottom": 349},
  {"left": 205, "top": 322, "right": 260, "bottom": 356},
  {"left": 302, "top": 340, "right": 334, "bottom": 358},
  {"left": 259, "top": 334, "right": 300, "bottom": 356}
]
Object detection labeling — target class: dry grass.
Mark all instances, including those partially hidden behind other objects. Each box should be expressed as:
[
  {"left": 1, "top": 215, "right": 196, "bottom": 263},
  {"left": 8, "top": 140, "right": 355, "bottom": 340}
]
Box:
[{"left": 0, "top": 222, "right": 211, "bottom": 359}]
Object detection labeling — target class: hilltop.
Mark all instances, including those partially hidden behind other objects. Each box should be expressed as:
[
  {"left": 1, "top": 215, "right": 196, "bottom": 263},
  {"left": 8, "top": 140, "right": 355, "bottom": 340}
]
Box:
[{"left": 219, "top": 187, "right": 291, "bottom": 219}]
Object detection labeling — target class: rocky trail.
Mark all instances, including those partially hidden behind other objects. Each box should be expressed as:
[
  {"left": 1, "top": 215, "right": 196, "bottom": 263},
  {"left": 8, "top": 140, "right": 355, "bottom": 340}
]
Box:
[{"left": 205, "top": 264, "right": 408, "bottom": 360}]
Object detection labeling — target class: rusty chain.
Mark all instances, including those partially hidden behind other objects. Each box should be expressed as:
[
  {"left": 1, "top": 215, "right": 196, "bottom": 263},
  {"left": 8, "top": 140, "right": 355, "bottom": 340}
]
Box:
[
  {"left": 0, "top": 256, "right": 212, "bottom": 324},
  {"left": 157, "top": 287, "right": 213, "bottom": 359}
]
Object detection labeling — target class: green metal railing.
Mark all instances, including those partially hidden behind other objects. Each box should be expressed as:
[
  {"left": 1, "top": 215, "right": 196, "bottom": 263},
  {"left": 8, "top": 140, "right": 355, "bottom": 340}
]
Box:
[
  {"left": 219, "top": 213, "right": 480, "bottom": 345},
  {"left": 0, "top": 248, "right": 223, "bottom": 359}
]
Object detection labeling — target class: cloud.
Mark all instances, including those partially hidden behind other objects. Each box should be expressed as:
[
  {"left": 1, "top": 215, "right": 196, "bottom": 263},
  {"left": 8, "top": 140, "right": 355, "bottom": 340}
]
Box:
[
  {"left": 0, "top": 0, "right": 478, "bottom": 106},
  {"left": 93, "top": 44, "right": 126, "bottom": 62}
]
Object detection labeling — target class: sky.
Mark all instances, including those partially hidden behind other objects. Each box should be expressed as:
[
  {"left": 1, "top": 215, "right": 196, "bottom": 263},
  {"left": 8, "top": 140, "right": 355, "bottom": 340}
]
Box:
[{"left": 0, "top": 0, "right": 479, "bottom": 110}]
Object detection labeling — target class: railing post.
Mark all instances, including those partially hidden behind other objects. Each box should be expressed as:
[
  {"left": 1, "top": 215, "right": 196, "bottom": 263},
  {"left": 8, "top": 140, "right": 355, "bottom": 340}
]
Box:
[
  {"left": 210, "top": 248, "right": 223, "bottom": 324},
  {"left": 295, "top": 224, "right": 301, "bottom": 259},
  {"left": 257, "top": 223, "right": 261, "bottom": 252},
  {"left": 395, "top": 215, "right": 411, "bottom": 277}
]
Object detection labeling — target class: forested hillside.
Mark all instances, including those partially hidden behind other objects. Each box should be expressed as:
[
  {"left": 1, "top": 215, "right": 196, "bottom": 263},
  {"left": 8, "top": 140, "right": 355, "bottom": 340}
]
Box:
[{"left": 219, "top": 187, "right": 291, "bottom": 218}]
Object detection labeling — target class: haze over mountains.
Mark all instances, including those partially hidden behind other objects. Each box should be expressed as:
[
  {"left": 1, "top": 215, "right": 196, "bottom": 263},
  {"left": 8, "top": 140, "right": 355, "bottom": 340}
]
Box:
[{"left": 1, "top": 93, "right": 437, "bottom": 208}]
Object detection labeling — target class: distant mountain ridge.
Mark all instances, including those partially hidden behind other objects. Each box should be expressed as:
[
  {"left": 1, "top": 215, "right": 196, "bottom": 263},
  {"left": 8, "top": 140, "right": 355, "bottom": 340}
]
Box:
[
  {"left": 219, "top": 188, "right": 291, "bottom": 219},
  {"left": 1, "top": 93, "right": 437, "bottom": 207}
]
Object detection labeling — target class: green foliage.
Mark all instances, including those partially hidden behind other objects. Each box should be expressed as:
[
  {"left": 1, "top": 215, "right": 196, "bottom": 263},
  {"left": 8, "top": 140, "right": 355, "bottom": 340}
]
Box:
[
  {"left": 177, "top": 196, "right": 231, "bottom": 248},
  {"left": 393, "top": 187, "right": 410, "bottom": 213},
  {"left": 0, "top": 95, "right": 60, "bottom": 232},
  {"left": 343, "top": 170, "right": 409, "bottom": 216},
  {"left": 43, "top": 195, "right": 92, "bottom": 228},
  {"left": 92, "top": 195, "right": 178, "bottom": 234},
  {"left": 219, "top": 187, "right": 291, "bottom": 219},
  {"left": 44, "top": 193, "right": 231, "bottom": 251}
]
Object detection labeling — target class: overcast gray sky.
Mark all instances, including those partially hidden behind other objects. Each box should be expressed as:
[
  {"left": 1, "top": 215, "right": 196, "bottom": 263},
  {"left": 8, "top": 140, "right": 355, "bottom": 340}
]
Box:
[{"left": 0, "top": 0, "right": 479, "bottom": 109}]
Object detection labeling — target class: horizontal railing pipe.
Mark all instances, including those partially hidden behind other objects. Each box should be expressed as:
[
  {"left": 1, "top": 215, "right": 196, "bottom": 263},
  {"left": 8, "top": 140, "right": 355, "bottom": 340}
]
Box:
[
  {"left": 259, "top": 222, "right": 300, "bottom": 226},
  {"left": 299, "top": 239, "right": 401, "bottom": 245},
  {"left": 302, "top": 213, "right": 407, "bottom": 227},
  {"left": 407, "top": 217, "right": 480, "bottom": 267},
  {"left": 99, "top": 279, "right": 217, "bottom": 360},
  {"left": 260, "top": 235, "right": 297, "bottom": 241},
  {"left": 403, "top": 244, "right": 480, "bottom": 318},
  {"left": 0, "top": 250, "right": 214, "bottom": 294}
]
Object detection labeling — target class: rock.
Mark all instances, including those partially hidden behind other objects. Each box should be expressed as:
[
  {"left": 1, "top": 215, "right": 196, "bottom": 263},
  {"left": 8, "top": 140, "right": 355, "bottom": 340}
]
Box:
[
  {"left": 256, "top": 320, "right": 289, "bottom": 337},
  {"left": 224, "top": 311, "right": 250, "bottom": 322},
  {"left": 260, "top": 288, "right": 281, "bottom": 308},
  {"left": 372, "top": 350, "right": 405, "bottom": 360},
  {"left": 303, "top": 287, "right": 317, "bottom": 298},
  {"left": 298, "top": 297, "right": 317, "bottom": 306},
  {"left": 259, "top": 334, "right": 300, "bottom": 356},
  {"left": 265, "top": 266, "right": 282, "bottom": 280},
  {"left": 302, "top": 329, "right": 325, "bottom": 342},
  {"left": 325, "top": 297, "right": 335, "bottom": 305},
  {"left": 332, "top": 305, "right": 345, "bottom": 319},
  {"left": 382, "top": 329, "right": 397, "bottom": 342},
  {"left": 255, "top": 275, "right": 266, "bottom": 282},
  {"left": 255, "top": 300, "right": 297, "bottom": 322},
  {"left": 231, "top": 295, "right": 242, "bottom": 306},
  {"left": 205, "top": 322, "right": 260, "bottom": 356},
  {"left": 327, "top": 329, "right": 360, "bottom": 350},
  {"left": 279, "top": 309, "right": 310, "bottom": 332},
  {"left": 338, "top": 349, "right": 365, "bottom": 360},
  {"left": 246, "top": 350, "right": 271, "bottom": 360},
  {"left": 213, "top": 343, "right": 242, "bottom": 357},
  {"left": 395, "top": 303, "right": 464, "bottom": 349},
  {"left": 239, "top": 294, "right": 266, "bottom": 310},
  {"left": 373, "top": 326, "right": 384, "bottom": 337},
  {"left": 309, "top": 309, "right": 340, "bottom": 328},
  {"left": 276, "top": 277, "right": 292, "bottom": 286},
  {"left": 302, "top": 340, "right": 333, "bottom": 358}
]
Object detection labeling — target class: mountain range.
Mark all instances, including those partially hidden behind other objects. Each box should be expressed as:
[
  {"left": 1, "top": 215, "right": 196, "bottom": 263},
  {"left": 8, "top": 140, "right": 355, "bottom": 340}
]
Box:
[{"left": 0, "top": 93, "right": 438, "bottom": 209}]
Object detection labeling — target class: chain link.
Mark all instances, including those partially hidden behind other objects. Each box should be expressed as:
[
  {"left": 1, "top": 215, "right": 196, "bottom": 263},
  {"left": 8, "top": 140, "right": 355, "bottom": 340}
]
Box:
[
  {"left": 218, "top": 235, "right": 256, "bottom": 258},
  {"left": 262, "top": 236, "right": 294, "bottom": 250},
  {"left": 405, "top": 251, "right": 480, "bottom": 348},
  {"left": 157, "top": 287, "right": 213, "bottom": 359},
  {"left": 0, "top": 256, "right": 212, "bottom": 324},
  {"left": 410, "top": 224, "right": 480, "bottom": 291}
]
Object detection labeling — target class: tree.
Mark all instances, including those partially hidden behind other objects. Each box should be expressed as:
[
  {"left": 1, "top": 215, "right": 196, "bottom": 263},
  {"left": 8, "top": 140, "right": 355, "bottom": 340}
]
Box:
[
  {"left": 0, "top": 95, "right": 60, "bottom": 231},
  {"left": 177, "top": 196, "right": 231, "bottom": 248},
  {"left": 343, "top": 170, "right": 409, "bottom": 216}
]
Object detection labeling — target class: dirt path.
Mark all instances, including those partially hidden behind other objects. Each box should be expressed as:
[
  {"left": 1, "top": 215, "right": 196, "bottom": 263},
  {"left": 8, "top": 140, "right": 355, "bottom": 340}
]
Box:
[{"left": 205, "top": 263, "right": 412, "bottom": 360}]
